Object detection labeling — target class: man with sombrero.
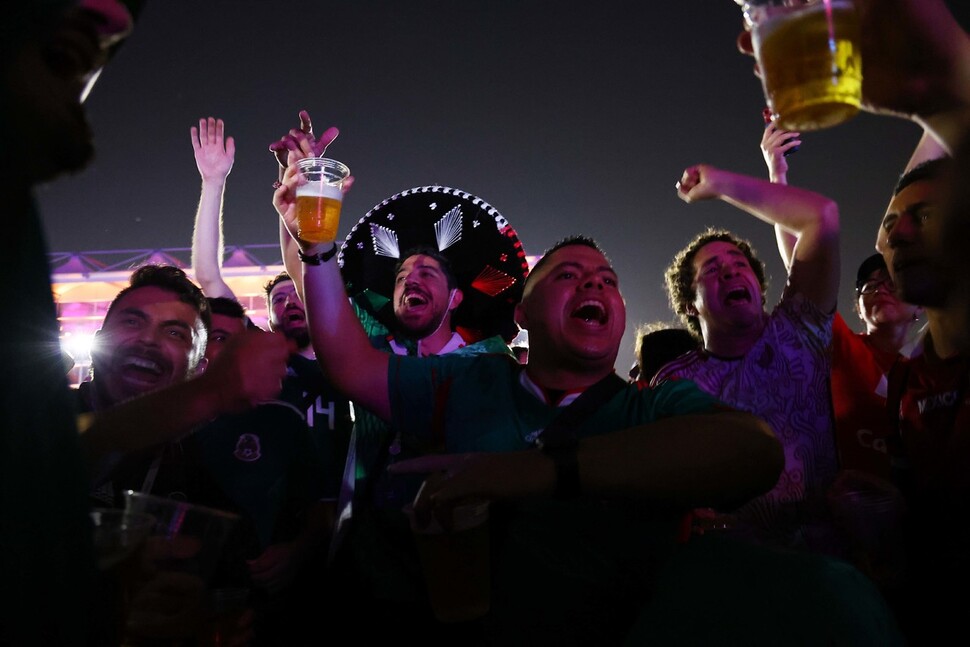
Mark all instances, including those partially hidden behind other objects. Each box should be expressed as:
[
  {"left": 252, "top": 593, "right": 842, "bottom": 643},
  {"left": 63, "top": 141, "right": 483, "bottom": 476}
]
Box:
[
  {"left": 271, "top": 114, "right": 534, "bottom": 634},
  {"left": 272, "top": 130, "right": 781, "bottom": 640}
]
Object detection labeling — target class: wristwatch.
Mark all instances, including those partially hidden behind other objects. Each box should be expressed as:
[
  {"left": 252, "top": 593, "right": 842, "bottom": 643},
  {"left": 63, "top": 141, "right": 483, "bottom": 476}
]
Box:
[{"left": 298, "top": 244, "right": 338, "bottom": 265}]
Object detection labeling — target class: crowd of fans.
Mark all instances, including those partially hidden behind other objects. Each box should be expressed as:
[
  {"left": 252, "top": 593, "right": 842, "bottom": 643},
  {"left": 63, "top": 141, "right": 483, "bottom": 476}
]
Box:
[{"left": 3, "top": 0, "right": 970, "bottom": 644}]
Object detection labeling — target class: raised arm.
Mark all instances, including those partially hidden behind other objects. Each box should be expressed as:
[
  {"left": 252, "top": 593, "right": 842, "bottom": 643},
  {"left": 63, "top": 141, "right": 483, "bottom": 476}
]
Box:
[
  {"left": 269, "top": 110, "right": 345, "bottom": 299},
  {"left": 273, "top": 157, "right": 390, "bottom": 420},
  {"left": 761, "top": 122, "right": 801, "bottom": 270},
  {"left": 391, "top": 410, "right": 783, "bottom": 516},
  {"left": 190, "top": 117, "right": 236, "bottom": 298},
  {"left": 677, "top": 164, "right": 840, "bottom": 313}
]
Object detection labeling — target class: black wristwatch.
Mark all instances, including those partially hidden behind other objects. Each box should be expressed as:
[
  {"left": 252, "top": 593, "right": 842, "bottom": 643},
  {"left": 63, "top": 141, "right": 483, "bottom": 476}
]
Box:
[
  {"left": 537, "top": 435, "right": 581, "bottom": 499},
  {"left": 298, "top": 244, "right": 338, "bottom": 265}
]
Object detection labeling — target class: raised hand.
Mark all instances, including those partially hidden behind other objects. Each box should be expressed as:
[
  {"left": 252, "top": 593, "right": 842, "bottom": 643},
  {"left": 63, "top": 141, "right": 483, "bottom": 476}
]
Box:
[
  {"left": 761, "top": 123, "right": 800, "bottom": 185},
  {"left": 675, "top": 164, "right": 727, "bottom": 204},
  {"left": 268, "top": 109, "right": 340, "bottom": 169},
  {"left": 200, "top": 329, "right": 291, "bottom": 413},
  {"left": 190, "top": 117, "right": 235, "bottom": 183}
]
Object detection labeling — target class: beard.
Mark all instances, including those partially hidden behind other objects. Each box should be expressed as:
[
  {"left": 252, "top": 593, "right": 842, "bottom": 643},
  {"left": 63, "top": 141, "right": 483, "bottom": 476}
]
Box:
[{"left": 283, "top": 326, "right": 311, "bottom": 351}]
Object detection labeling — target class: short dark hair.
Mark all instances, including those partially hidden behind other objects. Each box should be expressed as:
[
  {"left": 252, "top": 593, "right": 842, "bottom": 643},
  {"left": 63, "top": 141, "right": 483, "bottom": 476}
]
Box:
[
  {"left": 524, "top": 236, "right": 607, "bottom": 293},
  {"left": 634, "top": 322, "right": 700, "bottom": 383},
  {"left": 893, "top": 158, "right": 952, "bottom": 196},
  {"left": 104, "top": 265, "right": 211, "bottom": 332},
  {"left": 207, "top": 296, "right": 246, "bottom": 320},
  {"left": 395, "top": 246, "right": 458, "bottom": 290},
  {"left": 263, "top": 271, "right": 292, "bottom": 304},
  {"left": 665, "top": 228, "right": 767, "bottom": 337}
]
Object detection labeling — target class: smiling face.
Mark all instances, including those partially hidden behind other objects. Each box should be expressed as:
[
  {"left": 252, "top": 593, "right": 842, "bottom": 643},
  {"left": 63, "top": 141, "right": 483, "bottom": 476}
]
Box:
[
  {"left": 92, "top": 286, "right": 206, "bottom": 406},
  {"left": 689, "top": 241, "right": 766, "bottom": 337},
  {"left": 393, "top": 254, "right": 461, "bottom": 339},
  {"left": 515, "top": 244, "right": 626, "bottom": 373},
  {"left": 876, "top": 177, "right": 948, "bottom": 307},
  {"left": 268, "top": 279, "right": 310, "bottom": 349}
]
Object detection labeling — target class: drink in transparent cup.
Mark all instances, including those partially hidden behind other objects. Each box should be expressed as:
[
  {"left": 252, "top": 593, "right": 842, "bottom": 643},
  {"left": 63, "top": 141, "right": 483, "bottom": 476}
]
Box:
[
  {"left": 407, "top": 499, "right": 491, "bottom": 623},
  {"left": 747, "top": 0, "right": 862, "bottom": 130},
  {"left": 90, "top": 508, "right": 155, "bottom": 644},
  {"left": 295, "top": 157, "right": 350, "bottom": 243},
  {"left": 198, "top": 587, "right": 251, "bottom": 647}
]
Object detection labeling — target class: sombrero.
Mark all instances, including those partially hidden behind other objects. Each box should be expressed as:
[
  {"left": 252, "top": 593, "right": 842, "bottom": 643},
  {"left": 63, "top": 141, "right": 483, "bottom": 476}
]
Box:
[{"left": 338, "top": 185, "right": 529, "bottom": 343}]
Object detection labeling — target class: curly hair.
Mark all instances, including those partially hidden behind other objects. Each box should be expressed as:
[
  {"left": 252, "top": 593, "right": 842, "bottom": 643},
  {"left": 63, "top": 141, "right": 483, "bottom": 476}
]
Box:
[{"left": 664, "top": 228, "right": 767, "bottom": 337}]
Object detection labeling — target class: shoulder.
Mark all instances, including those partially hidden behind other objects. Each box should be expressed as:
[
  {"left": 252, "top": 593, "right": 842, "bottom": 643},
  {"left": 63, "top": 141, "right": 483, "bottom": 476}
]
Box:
[
  {"left": 650, "top": 349, "right": 705, "bottom": 385},
  {"left": 771, "top": 291, "right": 833, "bottom": 344}
]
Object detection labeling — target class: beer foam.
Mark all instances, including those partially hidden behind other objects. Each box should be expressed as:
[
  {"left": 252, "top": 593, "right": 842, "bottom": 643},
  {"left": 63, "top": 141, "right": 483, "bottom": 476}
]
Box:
[{"left": 297, "top": 181, "right": 343, "bottom": 200}]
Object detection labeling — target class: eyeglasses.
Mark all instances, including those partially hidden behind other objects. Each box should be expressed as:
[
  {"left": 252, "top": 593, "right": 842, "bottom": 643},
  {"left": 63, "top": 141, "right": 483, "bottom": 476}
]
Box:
[{"left": 858, "top": 277, "right": 895, "bottom": 296}]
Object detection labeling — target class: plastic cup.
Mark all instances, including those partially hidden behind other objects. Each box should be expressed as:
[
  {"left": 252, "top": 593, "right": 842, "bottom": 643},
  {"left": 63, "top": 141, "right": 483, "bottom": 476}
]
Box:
[
  {"left": 742, "top": 0, "right": 862, "bottom": 130},
  {"left": 90, "top": 508, "right": 156, "bottom": 644},
  {"left": 295, "top": 157, "right": 350, "bottom": 243},
  {"left": 197, "top": 587, "right": 251, "bottom": 647},
  {"left": 406, "top": 499, "right": 491, "bottom": 623},
  {"left": 123, "top": 491, "right": 240, "bottom": 581}
]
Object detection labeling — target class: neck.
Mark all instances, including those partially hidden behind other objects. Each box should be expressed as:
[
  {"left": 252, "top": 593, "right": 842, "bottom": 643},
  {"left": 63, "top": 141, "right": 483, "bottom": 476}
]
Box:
[
  {"left": 295, "top": 344, "right": 315, "bottom": 360},
  {"left": 865, "top": 320, "right": 918, "bottom": 355},
  {"left": 924, "top": 306, "right": 965, "bottom": 361},
  {"left": 701, "top": 315, "right": 766, "bottom": 358},
  {"left": 408, "top": 325, "right": 457, "bottom": 357},
  {"left": 524, "top": 353, "right": 614, "bottom": 392}
]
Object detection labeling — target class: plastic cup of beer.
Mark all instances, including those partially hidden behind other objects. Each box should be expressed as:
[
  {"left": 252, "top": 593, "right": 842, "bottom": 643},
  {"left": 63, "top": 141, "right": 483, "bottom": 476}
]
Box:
[
  {"left": 406, "top": 499, "right": 491, "bottom": 623},
  {"left": 90, "top": 508, "right": 156, "bottom": 643},
  {"left": 741, "top": 0, "right": 862, "bottom": 131},
  {"left": 197, "top": 587, "right": 251, "bottom": 647},
  {"left": 295, "top": 157, "right": 350, "bottom": 243}
]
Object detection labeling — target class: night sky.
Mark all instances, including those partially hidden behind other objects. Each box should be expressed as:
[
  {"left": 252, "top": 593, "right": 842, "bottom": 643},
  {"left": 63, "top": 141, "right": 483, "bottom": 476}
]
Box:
[{"left": 36, "top": 0, "right": 965, "bottom": 370}]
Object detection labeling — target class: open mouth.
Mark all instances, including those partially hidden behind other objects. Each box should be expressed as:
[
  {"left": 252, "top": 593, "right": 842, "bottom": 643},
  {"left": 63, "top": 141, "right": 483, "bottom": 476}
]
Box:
[
  {"left": 725, "top": 286, "right": 752, "bottom": 305},
  {"left": 284, "top": 310, "right": 305, "bottom": 324},
  {"left": 118, "top": 354, "right": 166, "bottom": 387},
  {"left": 571, "top": 300, "right": 608, "bottom": 325},
  {"left": 402, "top": 290, "right": 429, "bottom": 309}
]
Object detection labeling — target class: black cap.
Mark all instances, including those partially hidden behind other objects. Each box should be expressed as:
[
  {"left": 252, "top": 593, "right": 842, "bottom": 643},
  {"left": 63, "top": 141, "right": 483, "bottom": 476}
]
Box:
[{"left": 855, "top": 253, "right": 887, "bottom": 293}]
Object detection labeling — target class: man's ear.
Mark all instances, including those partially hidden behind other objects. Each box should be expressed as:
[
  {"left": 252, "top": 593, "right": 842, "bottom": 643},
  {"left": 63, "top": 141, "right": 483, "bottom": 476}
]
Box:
[{"left": 448, "top": 288, "right": 464, "bottom": 312}]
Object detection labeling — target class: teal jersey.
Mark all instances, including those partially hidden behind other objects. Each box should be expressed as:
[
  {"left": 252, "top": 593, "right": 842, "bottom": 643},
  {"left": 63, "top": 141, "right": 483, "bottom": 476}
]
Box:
[
  {"left": 389, "top": 352, "right": 727, "bottom": 453},
  {"left": 384, "top": 353, "right": 732, "bottom": 644}
]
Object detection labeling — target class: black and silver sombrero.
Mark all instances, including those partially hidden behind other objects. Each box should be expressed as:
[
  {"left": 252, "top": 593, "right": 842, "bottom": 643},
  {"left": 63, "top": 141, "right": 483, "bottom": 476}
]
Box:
[{"left": 338, "top": 185, "right": 529, "bottom": 343}]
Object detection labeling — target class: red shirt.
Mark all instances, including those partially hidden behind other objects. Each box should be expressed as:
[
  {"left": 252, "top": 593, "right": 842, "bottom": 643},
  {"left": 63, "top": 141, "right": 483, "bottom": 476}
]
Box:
[{"left": 830, "top": 314, "right": 900, "bottom": 479}]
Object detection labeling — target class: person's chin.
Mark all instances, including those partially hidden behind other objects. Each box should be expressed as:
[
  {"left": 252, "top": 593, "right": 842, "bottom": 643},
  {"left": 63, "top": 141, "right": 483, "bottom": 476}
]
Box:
[{"left": 286, "top": 329, "right": 311, "bottom": 350}]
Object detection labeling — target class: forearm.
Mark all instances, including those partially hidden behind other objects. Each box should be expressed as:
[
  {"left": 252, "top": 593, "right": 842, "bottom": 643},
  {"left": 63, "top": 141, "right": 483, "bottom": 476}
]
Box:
[
  {"left": 191, "top": 178, "right": 233, "bottom": 298},
  {"left": 280, "top": 218, "right": 303, "bottom": 299},
  {"left": 711, "top": 168, "right": 840, "bottom": 310},
  {"left": 78, "top": 375, "right": 224, "bottom": 464},
  {"left": 711, "top": 170, "right": 838, "bottom": 238},
  {"left": 577, "top": 411, "right": 782, "bottom": 509},
  {"left": 301, "top": 245, "right": 391, "bottom": 418}
]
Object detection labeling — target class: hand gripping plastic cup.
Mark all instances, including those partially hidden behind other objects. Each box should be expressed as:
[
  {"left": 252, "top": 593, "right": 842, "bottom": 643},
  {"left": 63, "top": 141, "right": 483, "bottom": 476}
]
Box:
[
  {"left": 741, "top": 0, "right": 862, "bottom": 131},
  {"left": 295, "top": 157, "right": 350, "bottom": 243}
]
